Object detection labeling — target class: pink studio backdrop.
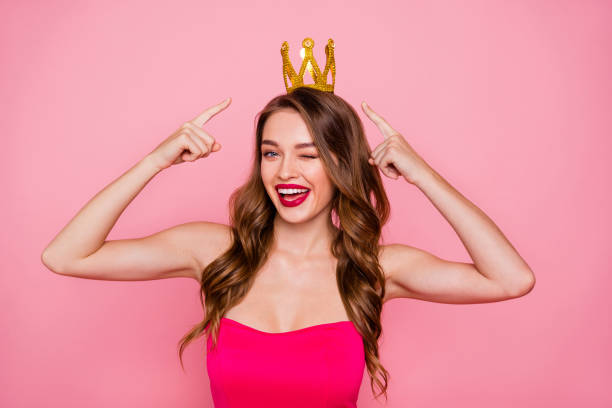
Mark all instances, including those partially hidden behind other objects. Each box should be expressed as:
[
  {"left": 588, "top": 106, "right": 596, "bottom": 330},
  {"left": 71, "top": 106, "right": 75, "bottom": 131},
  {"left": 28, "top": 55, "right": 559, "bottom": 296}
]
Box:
[{"left": 1, "top": 1, "right": 610, "bottom": 407}]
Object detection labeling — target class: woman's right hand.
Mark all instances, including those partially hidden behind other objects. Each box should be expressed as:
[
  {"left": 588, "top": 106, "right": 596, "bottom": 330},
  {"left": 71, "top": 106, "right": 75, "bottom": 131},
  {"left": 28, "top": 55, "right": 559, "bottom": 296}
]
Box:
[{"left": 146, "top": 97, "right": 232, "bottom": 171}]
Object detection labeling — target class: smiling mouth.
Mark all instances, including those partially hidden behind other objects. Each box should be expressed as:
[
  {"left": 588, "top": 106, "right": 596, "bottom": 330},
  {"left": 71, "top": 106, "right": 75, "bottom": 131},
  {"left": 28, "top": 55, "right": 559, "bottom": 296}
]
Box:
[{"left": 276, "top": 189, "right": 310, "bottom": 207}]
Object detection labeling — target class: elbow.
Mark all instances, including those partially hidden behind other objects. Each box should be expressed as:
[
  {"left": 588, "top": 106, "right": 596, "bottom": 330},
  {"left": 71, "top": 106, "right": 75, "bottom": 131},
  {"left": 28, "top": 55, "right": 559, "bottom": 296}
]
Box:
[
  {"left": 507, "top": 271, "right": 536, "bottom": 298},
  {"left": 41, "top": 250, "right": 65, "bottom": 274}
]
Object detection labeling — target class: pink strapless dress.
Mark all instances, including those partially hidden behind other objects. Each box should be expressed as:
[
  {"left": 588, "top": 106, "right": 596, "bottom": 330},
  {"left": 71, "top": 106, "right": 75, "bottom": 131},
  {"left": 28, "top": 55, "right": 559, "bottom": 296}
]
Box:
[{"left": 206, "top": 317, "right": 365, "bottom": 407}]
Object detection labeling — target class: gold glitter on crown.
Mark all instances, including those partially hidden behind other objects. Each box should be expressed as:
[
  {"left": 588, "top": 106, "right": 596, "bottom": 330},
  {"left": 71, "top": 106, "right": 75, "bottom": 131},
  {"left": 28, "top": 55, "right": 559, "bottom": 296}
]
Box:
[{"left": 281, "top": 37, "right": 336, "bottom": 94}]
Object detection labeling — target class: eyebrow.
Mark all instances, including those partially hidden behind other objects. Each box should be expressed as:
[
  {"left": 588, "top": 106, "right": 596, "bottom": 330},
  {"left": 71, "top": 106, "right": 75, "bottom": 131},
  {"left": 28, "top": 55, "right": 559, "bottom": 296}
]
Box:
[{"left": 261, "top": 140, "right": 316, "bottom": 149}]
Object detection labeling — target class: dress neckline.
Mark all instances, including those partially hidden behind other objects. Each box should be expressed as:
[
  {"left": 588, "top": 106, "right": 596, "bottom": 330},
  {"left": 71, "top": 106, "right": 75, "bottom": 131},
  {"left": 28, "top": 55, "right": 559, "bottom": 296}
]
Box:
[{"left": 221, "top": 317, "right": 354, "bottom": 335}]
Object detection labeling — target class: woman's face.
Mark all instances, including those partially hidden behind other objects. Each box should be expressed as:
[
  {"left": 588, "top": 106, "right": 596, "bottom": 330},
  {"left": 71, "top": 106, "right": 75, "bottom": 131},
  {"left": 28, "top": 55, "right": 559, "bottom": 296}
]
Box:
[{"left": 260, "top": 109, "right": 337, "bottom": 223}]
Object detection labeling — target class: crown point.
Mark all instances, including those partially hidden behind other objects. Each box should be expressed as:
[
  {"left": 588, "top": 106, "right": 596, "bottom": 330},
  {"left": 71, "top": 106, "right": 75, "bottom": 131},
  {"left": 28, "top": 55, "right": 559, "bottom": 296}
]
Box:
[{"left": 303, "top": 37, "right": 314, "bottom": 48}]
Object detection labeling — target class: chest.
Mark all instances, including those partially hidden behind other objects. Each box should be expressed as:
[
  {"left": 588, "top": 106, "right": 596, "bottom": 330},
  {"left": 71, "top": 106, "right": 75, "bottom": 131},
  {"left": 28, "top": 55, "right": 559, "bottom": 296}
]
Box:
[{"left": 223, "top": 253, "right": 349, "bottom": 333}]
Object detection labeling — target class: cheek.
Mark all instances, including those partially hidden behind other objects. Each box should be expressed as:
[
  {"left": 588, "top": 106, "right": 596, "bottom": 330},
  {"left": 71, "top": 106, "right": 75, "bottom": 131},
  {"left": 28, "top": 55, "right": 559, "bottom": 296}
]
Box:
[
  {"left": 260, "top": 162, "right": 273, "bottom": 179},
  {"left": 309, "top": 169, "right": 334, "bottom": 197},
  {"left": 260, "top": 167, "right": 273, "bottom": 190}
]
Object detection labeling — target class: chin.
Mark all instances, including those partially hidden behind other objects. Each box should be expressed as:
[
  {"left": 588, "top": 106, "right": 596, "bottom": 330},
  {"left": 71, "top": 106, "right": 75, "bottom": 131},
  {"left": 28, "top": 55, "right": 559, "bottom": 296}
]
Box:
[{"left": 275, "top": 203, "right": 317, "bottom": 221}]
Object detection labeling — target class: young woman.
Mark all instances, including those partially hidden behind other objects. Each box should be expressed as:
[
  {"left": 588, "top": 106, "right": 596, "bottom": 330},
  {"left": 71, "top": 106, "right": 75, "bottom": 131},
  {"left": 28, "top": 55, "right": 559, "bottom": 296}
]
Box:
[{"left": 41, "top": 87, "right": 535, "bottom": 407}]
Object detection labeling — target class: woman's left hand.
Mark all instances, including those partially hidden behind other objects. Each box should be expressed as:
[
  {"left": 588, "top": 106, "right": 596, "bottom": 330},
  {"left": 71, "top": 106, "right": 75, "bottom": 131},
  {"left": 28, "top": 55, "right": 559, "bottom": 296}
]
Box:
[{"left": 361, "top": 101, "right": 433, "bottom": 185}]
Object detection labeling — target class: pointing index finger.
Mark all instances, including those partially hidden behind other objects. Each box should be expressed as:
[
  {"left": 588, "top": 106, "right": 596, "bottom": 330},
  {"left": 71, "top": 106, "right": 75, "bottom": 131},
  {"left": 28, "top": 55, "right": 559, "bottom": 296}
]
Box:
[
  {"left": 190, "top": 97, "right": 232, "bottom": 128},
  {"left": 361, "top": 101, "right": 398, "bottom": 139}
]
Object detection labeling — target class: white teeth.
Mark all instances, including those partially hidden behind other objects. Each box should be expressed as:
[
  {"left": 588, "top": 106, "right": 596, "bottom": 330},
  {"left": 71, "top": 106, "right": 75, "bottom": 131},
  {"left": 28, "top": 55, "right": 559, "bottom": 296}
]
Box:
[{"left": 278, "top": 188, "right": 309, "bottom": 194}]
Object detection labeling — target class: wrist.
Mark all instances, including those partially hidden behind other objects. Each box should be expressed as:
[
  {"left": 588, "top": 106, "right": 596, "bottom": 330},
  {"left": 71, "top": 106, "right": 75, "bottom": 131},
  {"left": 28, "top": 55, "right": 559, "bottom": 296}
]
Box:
[
  {"left": 139, "top": 155, "right": 165, "bottom": 175},
  {"left": 413, "top": 165, "right": 440, "bottom": 190}
]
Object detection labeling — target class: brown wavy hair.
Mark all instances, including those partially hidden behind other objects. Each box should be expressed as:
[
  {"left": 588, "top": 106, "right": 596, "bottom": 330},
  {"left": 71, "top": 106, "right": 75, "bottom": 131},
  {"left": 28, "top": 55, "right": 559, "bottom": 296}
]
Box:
[{"left": 178, "top": 87, "right": 392, "bottom": 401}]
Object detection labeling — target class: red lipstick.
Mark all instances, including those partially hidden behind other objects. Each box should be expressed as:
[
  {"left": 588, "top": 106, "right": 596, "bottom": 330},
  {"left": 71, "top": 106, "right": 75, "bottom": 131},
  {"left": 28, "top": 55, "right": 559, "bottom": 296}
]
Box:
[{"left": 275, "top": 184, "right": 311, "bottom": 207}]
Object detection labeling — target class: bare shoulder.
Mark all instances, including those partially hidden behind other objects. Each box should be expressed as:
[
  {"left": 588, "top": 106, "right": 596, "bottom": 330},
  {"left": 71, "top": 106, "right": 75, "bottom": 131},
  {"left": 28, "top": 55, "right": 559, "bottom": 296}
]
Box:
[
  {"left": 377, "top": 243, "right": 420, "bottom": 302},
  {"left": 177, "top": 221, "right": 233, "bottom": 283},
  {"left": 378, "top": 243, "right": 409, "bottom": 278}
]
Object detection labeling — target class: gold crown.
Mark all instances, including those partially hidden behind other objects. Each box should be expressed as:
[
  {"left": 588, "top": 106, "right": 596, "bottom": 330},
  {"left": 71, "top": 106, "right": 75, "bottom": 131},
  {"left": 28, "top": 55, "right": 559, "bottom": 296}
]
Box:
[{"left": 280, "top": 37, "right": 336, "bottom": 94}]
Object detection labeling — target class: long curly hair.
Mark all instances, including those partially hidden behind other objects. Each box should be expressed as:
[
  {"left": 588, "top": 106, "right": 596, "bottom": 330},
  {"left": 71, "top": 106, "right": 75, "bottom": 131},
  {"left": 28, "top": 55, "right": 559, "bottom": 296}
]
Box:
[{"left": 178, "top": 87, "right": 392, "bottom": 401}]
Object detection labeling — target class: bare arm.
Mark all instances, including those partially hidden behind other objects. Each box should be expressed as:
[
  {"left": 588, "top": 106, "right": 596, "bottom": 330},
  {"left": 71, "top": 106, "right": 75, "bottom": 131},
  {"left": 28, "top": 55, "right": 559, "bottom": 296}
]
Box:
[
  {"left": 47, "top": 219, "right": 232, "bottom": 282},
  {"left": 41, "top": 98, "right": 232, "bottom": 282},
  {"left": 361, "top": 101, "right": 534, "bottom": 303},
  {"left": 41, "top": 156, "right": 161, "bottom": 272},
  {"left": 40, "top": 158, "right": 232, "bottom": 282}
]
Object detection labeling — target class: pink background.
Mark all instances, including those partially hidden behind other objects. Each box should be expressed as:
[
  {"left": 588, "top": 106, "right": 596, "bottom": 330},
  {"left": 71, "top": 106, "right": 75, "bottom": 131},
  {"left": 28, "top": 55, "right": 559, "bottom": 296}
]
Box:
[{"left": 2, "top": 0, "right": 610, "bottom": 407}]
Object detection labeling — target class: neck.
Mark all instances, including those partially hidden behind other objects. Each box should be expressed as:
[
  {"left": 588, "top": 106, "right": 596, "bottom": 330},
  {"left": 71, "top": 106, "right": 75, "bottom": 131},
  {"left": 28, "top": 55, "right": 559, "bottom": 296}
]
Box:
[{"left": 271, "top": 208, "right": 337, "bottom": 258}]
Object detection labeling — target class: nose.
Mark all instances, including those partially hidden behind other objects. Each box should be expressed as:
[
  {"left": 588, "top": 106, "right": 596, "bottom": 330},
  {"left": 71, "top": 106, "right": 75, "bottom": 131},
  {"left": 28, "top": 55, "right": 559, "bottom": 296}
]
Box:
[{"left": 278, "top": 154, "right": 299, "bottom": 180}]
